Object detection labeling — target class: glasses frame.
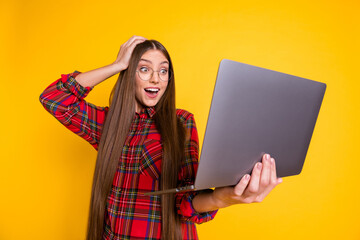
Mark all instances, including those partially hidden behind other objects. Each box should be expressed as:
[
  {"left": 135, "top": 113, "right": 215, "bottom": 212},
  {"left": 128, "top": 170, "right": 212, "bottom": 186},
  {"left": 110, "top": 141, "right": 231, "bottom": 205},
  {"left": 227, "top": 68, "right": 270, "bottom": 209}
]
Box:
[{"left": 136, "top": 66, "right": 171, "bottom": 82}]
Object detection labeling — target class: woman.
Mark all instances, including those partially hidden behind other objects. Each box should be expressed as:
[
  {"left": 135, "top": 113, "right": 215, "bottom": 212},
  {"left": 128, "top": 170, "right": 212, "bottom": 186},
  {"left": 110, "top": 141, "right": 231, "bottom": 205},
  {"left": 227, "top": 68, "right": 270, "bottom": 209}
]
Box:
[{"left": 40, "top": 36, "right": 282, "bottom": 240}]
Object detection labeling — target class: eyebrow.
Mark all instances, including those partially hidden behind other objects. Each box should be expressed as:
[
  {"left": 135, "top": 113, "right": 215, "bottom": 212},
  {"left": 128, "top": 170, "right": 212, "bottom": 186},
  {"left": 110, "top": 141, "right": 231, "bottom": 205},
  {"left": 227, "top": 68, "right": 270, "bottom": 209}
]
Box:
[{"left": 139, "top": 58, "right": 169, "bottom": 65}]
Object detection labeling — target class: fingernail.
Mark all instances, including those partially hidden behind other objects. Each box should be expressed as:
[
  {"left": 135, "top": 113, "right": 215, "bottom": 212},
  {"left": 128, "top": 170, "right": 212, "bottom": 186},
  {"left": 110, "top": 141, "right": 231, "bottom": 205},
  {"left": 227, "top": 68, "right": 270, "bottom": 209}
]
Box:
[
  {"left": 257, "top": 162, "right": 262, "bottom": 169},
  {"left": 278, "top": 178, "right": 283, "bottom": 183},
  {"left": 244, "top": 174, "right": 250, "bottom": 180},
  {"left": 270, "top": 158, "right": 274, "bottom": 164},
  {"left": 266, "top": 154, "right": 270, "bottom": 160}
]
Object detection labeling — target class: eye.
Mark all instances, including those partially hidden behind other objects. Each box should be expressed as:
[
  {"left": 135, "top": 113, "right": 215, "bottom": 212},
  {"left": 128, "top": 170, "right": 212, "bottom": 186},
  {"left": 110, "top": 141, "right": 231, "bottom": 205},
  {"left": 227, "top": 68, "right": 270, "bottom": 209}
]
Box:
[
  {"left": 159, "top": 68, "right": 168, "bottom": 75},
  {"left": 139, "top": 66, "right": 149, "bottom": 72}
]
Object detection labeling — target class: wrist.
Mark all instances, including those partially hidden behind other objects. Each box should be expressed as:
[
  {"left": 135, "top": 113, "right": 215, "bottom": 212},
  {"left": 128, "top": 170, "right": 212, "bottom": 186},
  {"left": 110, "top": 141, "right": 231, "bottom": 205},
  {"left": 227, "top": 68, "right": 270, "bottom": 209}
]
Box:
[
  {"left": 211, "top": 188, "right": 233, "bottom": 209},
  {"left": 211, "top": 192, "right": 224, "bottom": 209},
  {"left": 192, "top": 189, "right": 219, "bottom": 213},
  {"left": 111, "top": 61, "right": 127, "bottom": 73},
  {"left": 210, "top": 190, "right": 228, "bottom": 210}
]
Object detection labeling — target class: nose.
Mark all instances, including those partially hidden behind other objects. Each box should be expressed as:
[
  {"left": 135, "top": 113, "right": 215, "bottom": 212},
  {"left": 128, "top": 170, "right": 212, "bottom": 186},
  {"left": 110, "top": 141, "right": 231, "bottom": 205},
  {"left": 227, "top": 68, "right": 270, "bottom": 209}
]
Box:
[{"left": 149, "top": 71, "right": 160, "bottom": 83}]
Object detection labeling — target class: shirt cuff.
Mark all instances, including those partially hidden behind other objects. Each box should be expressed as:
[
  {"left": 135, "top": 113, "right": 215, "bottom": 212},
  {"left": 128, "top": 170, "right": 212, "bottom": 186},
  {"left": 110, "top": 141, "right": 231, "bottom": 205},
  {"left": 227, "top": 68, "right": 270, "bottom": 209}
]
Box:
[
  {"left": 60, "top": 70, "right": 93, "bottom": 99},
  {"left": 178, "top": 190, "right": 218, "bottom": 223}
]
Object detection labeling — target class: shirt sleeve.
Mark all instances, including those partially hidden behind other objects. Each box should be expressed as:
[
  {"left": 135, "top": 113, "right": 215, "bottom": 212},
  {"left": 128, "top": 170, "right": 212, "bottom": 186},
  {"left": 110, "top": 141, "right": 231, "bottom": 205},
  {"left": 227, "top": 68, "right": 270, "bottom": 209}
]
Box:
[
  {"left": 39, "top": 70, "right": 108, "bottom": 150},
  {"left": 175, "top": 111, "right": 218, "bottom": 223}
]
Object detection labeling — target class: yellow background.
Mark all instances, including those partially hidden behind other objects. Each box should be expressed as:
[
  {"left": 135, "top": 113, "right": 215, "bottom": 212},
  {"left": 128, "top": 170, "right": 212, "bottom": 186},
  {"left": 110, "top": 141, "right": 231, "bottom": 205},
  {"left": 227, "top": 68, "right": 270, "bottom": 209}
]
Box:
[{"left": 1, "top": 0, "right": 359, "bottom": 239}]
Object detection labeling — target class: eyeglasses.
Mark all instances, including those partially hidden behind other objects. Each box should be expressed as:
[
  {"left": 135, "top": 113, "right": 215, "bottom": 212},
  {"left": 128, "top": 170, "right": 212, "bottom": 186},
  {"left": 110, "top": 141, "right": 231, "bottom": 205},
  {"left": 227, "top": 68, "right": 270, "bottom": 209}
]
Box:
[{"left": 136, "top": 66, "right": 170, "bottom": 82}]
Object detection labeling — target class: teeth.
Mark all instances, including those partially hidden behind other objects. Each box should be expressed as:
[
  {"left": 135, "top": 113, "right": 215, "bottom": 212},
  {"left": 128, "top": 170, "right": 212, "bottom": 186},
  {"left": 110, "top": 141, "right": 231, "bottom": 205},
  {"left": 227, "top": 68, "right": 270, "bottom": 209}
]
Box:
[{"left": 145, "top": 88, "right": 159, "bottom": 92}]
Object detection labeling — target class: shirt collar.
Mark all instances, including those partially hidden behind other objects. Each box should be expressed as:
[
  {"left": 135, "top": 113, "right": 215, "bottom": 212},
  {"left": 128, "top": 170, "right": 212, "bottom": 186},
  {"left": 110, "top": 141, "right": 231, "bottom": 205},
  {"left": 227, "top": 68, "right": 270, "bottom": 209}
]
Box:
[
  {"left": 146, "top": 107, "right": 156, "bottom": 118},
  {"left": 136, "top": 106, "right": 156, "bottom": 118}
]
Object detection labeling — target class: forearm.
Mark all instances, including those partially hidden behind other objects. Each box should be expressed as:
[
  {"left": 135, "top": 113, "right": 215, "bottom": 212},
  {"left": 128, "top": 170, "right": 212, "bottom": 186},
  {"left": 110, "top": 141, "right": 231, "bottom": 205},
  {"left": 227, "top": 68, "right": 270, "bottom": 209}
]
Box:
[
  {"left": 192, "top": 190, "right": 220, "bottom": 213},
  {"left": 75, "top": 62, "right": 124, "bottom": 88}
]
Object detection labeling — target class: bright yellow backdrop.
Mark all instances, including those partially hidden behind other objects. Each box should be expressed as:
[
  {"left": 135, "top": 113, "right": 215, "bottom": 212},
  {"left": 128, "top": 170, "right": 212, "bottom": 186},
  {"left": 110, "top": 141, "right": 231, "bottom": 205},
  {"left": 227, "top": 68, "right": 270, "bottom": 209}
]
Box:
[{"left": 1, "top": 0, "right": 359, "bottom": 239}]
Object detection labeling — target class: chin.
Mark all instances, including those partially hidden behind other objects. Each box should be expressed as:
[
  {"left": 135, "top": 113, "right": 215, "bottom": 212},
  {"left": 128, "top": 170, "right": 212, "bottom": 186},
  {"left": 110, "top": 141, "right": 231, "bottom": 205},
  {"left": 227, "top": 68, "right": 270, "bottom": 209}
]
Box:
[{"left": 145, "top": 100, "right": 158, "bottom": 107}]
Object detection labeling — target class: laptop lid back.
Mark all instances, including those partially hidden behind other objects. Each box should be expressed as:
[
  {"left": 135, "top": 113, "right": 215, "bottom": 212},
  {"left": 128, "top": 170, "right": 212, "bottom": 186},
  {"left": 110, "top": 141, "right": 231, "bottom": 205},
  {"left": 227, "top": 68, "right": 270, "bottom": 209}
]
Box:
[{"left": 194, "top": 59, "right": 326, "bottom": 190}]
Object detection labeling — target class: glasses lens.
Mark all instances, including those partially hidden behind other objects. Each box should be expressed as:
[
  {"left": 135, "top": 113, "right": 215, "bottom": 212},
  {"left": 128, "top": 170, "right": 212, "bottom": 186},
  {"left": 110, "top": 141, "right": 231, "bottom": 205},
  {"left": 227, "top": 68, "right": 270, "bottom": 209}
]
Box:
[
  {"left": 138, "top": 67, "right": 152, "bottom": 81},
  {"left": 137, "top": 67, "right": 170, "bottom": 81},
  {"left": 159, "top": 69, "right": 169, "bottom": 81}
]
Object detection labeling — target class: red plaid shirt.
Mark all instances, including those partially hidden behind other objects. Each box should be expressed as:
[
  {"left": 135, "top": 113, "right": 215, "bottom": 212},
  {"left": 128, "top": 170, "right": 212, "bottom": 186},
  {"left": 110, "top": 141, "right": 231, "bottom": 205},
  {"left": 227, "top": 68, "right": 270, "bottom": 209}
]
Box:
[{"left": 40, "top": 71, "right": 217, "bottom": 239}]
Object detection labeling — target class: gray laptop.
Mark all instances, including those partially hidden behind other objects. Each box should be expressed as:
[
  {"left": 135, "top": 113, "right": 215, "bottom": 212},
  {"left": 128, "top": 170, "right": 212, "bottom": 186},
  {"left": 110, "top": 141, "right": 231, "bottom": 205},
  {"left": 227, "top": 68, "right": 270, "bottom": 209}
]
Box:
[{"left": 145, "top": 59, "right": 326, "bottom": 196}]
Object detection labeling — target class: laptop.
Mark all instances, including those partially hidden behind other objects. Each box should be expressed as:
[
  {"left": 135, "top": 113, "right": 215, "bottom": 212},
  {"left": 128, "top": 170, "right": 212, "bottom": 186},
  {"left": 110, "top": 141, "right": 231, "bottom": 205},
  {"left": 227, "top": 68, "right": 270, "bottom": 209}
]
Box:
[{"left": 145, "top": 59, "right": 326, "bottom": 196}]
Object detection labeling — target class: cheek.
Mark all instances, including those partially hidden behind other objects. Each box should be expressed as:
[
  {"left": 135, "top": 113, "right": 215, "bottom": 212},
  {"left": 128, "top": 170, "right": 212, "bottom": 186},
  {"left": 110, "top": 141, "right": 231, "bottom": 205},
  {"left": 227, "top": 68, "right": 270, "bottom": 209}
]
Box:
[
  {"left": 160, "top": 83, "right": 169, "bottom": 97},
  {"left": 135, "top": 76, "right": 142, "bottom": 89},
  {"left": 135, "top": 87, "right": 141, "bottom": 100},
  {"left": 135, "top": 78, "right": 144, "bottom": 97},
  {"left": 163, "top": 82, "right": 169, "bottom": 91}
]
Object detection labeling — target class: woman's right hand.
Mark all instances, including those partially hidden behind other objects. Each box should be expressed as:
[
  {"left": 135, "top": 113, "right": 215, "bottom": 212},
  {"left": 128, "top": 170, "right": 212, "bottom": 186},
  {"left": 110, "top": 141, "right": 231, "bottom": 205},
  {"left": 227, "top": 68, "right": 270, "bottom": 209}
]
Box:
[
  {"left": 112, "top": 35, "right": 147, "bottom": 72},
  {"left": 74, "top": 36, "right": 147, "bottom": 88}
]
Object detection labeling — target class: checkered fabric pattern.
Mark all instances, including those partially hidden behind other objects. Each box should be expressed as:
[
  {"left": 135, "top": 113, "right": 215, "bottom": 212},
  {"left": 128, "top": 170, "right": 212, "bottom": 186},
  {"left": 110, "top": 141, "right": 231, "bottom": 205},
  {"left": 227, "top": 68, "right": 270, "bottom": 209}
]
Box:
[{"left": 39, "top": 71, "right": 218, "bottom": 239}]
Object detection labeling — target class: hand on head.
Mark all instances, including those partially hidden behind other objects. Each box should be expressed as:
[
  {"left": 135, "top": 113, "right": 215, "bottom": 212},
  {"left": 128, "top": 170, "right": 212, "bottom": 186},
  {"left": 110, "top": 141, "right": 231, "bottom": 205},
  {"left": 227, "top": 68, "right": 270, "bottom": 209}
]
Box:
[{"left": 113, "top": 35, "right": 147, "bottom": 71}]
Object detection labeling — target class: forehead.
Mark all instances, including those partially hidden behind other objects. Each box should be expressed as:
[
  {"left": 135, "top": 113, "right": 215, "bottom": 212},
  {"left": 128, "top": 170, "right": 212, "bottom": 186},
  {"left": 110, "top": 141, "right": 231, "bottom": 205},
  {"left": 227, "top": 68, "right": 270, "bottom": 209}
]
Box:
[{"left": 139, "top": 49, "right": 168, "bottom": 64}]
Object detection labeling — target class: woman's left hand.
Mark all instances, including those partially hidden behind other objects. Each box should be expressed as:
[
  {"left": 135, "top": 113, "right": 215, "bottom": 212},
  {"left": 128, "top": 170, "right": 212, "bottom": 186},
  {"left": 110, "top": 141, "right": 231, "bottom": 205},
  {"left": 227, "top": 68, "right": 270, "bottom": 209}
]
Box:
[{"left": 211, "top": 153, "right": 282, "bottom": 208}]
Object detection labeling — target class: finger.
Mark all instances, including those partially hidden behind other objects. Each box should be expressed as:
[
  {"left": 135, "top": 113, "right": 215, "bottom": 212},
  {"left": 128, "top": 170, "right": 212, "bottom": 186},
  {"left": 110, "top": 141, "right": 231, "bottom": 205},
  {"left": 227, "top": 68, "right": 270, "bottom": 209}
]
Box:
[
  {"left": 116, "top": 38, "right": 147, "bottom": 64},
  {"left": 127, "top": 37, "right": 147, "bottom": 50},
  {"left": 121, "top": 37, "right": 131, "bottom": 49},
  {"left": 123, "top": 39, "right": 146, "bottom": 59},
  {"left": 234, "top": 174, "right": 250, "bottom": 196},
  {"left": 246, "top": 162, "right": 262, "bottom": 194},
  {"left": 124, "top": 35, "right": 147, "bottom": 48},
  {"left": 260, "top": 154, "right": 271, "bottom": 188},
  {"left": 123, "top": 37, "right": 147, "bottom": 54},
  {"left": 257, "top": 159, "right": 283, "bottom": 200},
  {"left": 258, "top": 174, "right": 282, "bottom": 201},
  {"left": 123, "top": 35, "right": 137, "bottom": 47},
  {"left": 270, "top": 157, "right": 278, "bottom": 186}
]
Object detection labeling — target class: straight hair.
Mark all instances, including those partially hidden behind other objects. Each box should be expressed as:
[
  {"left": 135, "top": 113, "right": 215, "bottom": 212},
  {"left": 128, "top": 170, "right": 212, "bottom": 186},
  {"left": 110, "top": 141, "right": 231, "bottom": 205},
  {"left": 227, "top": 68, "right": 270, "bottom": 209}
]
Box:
[{"left": 86, "top": 40, "right": 185, "bottom": 240}]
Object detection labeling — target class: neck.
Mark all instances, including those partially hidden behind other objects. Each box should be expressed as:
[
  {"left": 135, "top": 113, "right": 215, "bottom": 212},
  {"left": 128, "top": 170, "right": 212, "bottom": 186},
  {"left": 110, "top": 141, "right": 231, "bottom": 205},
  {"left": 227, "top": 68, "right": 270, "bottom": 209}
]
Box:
[{"left": 135, "top": 101, "right": 143, "bottom": 113}]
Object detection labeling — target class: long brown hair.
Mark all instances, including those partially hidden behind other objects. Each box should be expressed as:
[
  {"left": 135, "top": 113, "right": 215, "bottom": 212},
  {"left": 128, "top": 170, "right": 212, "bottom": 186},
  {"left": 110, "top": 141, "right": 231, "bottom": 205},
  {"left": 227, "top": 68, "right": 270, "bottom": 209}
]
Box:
[{"left": 86, "top": 40, "right": 185, "bottom": 240}]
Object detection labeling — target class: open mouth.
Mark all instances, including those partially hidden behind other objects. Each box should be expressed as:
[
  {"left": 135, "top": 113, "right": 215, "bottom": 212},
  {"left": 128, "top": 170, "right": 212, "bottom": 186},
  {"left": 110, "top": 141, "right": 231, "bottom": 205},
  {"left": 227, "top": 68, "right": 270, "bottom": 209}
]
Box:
[{"left": 144, "top": 87, "right": 160, "bottom": 98}]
